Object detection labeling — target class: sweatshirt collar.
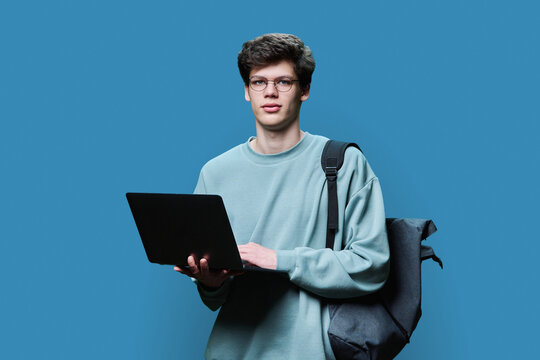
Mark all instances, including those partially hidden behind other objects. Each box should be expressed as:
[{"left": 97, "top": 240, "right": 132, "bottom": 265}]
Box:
[{"left": 242, "top": 131, "right": 314, "bottom": 165}]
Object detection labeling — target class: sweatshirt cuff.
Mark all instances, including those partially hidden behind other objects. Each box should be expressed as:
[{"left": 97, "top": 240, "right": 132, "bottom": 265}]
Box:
[
  {"left": 276, "top": 250, "right": 296, "bottom": 273},
  {"left": 193, "top": 277, "right": 232, "bottom": 298}
]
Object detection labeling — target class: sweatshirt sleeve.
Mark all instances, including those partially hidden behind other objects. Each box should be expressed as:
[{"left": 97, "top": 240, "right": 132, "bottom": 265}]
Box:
[
  {"left": 191, "top": 168, "right": 233, "bottom": 310},
  {"left": 275, "top": 161, "right": 390, "bottom": 299},
  {"left": 194, "top": 277, "right": 234, "bottom": 311}
]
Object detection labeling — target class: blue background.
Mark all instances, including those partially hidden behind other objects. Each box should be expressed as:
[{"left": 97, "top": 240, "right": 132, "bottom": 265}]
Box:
[{"left": 1, "top": 0, "right": 538, "bottom": 359}]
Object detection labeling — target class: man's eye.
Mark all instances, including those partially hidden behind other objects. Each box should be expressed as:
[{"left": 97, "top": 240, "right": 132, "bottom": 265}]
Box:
[
  {"left": 277, "top": 79, "right": 292, "bottom": 85},
  {"left": 252, "top": 80, "right": 266, "bottom": 85}
]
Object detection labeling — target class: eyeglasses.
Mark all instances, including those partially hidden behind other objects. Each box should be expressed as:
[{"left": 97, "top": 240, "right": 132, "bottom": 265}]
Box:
[{"left": 249, "top": 77, "right": 299, "bottom": 92}]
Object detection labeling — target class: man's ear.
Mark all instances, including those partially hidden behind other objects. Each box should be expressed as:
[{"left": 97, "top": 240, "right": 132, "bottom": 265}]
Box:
[
  {"left": 244, "top": 84, "right": 251, "bottom": 102},
  {"left": 300, "top": 84, "right": 310, "bottom": 102}
]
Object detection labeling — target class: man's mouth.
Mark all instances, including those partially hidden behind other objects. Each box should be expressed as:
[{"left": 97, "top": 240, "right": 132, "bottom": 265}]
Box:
[{"left": 262, "top": 103, "right": 281, "bottom": 113}]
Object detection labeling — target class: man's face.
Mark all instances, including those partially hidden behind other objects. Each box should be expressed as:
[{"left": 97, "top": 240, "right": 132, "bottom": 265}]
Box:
[{"left": 244, "top": 60, "right": 310, "bottom": 132}]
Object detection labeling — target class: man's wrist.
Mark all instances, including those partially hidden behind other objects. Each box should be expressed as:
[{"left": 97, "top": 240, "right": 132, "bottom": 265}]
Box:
[{"left": 198, "top": 280, "right": 222, "bottom": 292}]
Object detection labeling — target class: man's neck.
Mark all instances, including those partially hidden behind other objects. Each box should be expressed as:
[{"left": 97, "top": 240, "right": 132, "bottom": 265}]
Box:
[{"left": 250, "top": 126, "right": 305, "bottom": 155}]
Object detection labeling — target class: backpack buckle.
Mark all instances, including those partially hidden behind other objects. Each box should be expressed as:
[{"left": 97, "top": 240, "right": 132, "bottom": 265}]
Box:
[
  {"left": 326, "top": 169, "right": 337, "bottom": 183},
  {"left": 325, "top": 158, "right": 338, "bottom": 177}
]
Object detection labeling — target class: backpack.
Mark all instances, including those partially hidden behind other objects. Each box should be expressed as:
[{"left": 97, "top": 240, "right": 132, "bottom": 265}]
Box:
[{"left": 321, "top": 140, "right": 443, "bottom": 360}]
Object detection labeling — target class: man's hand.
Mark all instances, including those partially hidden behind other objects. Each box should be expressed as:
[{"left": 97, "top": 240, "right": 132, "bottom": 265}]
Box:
[
  {"left": 238, "top": 242, "right": 277, "bottom": 270},
  {"left": 174, "top": 255, "right": 240, "bottom": 290}
]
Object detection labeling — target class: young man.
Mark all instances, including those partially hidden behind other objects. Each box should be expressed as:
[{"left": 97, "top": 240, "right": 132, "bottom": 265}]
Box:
[{"left": 174, "top": 33, "right": 390, "bottom": 360}]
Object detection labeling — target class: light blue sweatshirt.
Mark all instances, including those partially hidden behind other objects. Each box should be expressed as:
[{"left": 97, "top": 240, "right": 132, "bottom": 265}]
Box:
[{"left": 193, "top": 132, "right": 390, "bottom": 360}]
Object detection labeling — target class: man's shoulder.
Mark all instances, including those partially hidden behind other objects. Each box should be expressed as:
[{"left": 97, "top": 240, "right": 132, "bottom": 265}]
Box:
[
  {"left": 318, "top": 136, "right": 367, "bottom": 166},
  {"left": 318, "top": 137, "right": 373, "bottom": 185},
  {"left": 200, "top": 142, "right": 246, "bottom": 175},
  {"left": 343, "top": 143, "right": 367, "bottom": 164}
]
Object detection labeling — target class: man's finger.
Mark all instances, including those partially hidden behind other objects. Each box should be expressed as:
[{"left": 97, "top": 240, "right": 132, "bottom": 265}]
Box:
[
  {"left": 238, "top": 244, "right": 249, "bottom": 252},
  {"left": 225, "top": 269, "right": 245, "bottom": 277},
  {"left": 200, "top": 258, "right": 210, "bottom": 274},
  {"left": 174, "top": 266, "right": 195, "bottom": 277},
  {"left": 239, "top": 252, "right": 254, "bottom": 264},
  {"left": 187, "top": 255, "right": 200, "bottom": 275},
  {"left": 220, "top": 269, "right": 232, "bottom": 279}
]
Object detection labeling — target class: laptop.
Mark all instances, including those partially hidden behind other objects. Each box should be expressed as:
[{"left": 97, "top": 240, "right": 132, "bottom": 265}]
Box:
[{"left": 126, "top": 192, "right": 277, "bottom": 272}]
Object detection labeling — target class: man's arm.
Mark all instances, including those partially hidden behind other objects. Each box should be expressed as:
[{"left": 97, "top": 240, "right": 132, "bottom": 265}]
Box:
[
  {"left": 237, "top": 151, "right": 390, "bottom": 299},
  {"left": 277, "top": 177, "right": 390, "bottom": 298}
]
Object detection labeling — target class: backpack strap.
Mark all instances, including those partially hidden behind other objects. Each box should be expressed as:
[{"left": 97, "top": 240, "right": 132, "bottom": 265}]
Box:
[{"left": 321, "top": 140, "right": 361, "bottom": 249}]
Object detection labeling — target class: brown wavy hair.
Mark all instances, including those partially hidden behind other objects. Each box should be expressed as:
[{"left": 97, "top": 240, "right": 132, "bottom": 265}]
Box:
[{"left": 238, "top": 33, "right": 316, "bottom": 91}]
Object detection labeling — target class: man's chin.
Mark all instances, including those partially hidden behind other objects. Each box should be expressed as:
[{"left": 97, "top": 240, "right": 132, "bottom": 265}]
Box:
[{"left": 256, "top": 118, "right": 298, "bottom": 132}]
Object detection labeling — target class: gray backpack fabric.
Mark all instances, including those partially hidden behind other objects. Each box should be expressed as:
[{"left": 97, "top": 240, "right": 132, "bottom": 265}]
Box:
[{"left": 321, "top": 140, "right": 443, "bottom": 360}]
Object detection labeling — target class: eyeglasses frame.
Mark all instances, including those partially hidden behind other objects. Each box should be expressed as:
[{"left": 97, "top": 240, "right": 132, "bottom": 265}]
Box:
[{"left": 248, "top": 77, "right": 300, "bottom": 92}]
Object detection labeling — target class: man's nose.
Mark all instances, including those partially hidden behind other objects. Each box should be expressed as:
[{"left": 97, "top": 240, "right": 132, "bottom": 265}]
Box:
[{"left": 263, "top": 81, "right": 279, "bottom": 97}]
